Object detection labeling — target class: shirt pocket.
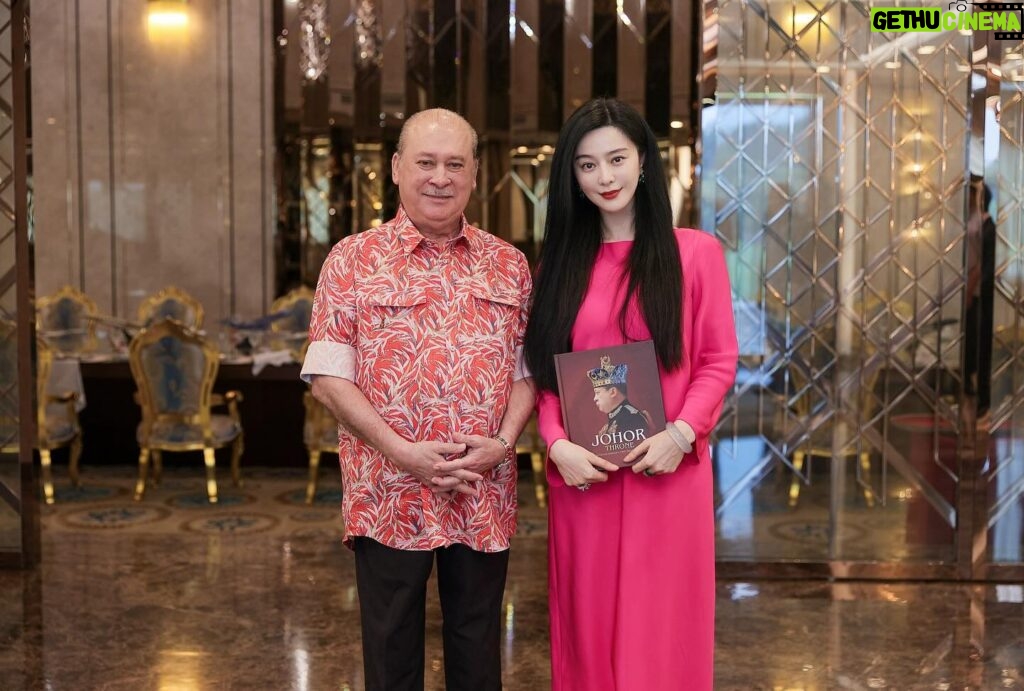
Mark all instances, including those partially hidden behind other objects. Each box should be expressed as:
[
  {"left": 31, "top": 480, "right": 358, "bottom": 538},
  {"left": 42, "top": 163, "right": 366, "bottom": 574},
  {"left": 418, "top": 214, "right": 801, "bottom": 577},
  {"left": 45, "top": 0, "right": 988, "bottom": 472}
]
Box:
[
  {"left": 361, "top": 289, "right": 430, "bottom": 342},
  {"left": 459, "top": 283, "right": 520, "bottom": 350}
]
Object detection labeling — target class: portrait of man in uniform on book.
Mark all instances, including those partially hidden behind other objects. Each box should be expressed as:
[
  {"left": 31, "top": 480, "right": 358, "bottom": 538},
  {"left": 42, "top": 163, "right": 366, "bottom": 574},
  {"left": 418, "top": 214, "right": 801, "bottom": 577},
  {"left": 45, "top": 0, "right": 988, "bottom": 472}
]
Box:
[
  {"left": 588, "top": 355, "right": 656, "bottom": 453},
  {"left": 553, "top": 341, "right": 667, "bottom": 467}
]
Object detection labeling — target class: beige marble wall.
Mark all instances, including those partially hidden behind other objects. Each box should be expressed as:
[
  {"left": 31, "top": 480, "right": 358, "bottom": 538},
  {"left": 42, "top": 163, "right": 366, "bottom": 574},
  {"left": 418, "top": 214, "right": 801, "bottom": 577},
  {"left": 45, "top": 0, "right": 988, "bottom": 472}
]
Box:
[{"left": 32, "top": 0, "right": 274, "bottom": 336}]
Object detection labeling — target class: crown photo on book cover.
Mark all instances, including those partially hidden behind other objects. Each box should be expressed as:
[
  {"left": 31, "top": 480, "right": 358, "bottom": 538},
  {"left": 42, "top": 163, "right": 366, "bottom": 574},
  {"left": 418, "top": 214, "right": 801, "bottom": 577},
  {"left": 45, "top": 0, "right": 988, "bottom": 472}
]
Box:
[{"left": 554, "top": 341, "right": 667, "bottom": 467}]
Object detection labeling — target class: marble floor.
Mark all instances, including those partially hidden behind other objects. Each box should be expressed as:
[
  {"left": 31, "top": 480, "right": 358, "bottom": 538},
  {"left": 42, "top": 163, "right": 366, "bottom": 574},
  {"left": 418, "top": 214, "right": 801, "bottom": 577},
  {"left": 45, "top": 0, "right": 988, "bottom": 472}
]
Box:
[{"left": 0, "top": 466, "right": 1022, "bottom": 690}]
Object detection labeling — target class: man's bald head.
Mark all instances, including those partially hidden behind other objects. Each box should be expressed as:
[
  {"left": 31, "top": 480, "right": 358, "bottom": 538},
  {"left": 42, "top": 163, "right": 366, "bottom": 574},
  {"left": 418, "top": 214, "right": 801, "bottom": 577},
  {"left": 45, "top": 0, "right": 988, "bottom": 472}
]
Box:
[
  {"left": 397, "top": 109, "right": 479, "bottom": 160},
  {"left": 391, "top": 108, "right": 479, "bottom": 240}
]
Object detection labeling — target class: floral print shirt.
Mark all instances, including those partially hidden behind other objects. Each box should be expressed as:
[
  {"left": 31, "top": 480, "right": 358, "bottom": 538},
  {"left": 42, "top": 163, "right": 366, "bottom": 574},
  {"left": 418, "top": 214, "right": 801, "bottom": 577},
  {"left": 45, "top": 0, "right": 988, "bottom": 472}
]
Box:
[{"left": 302, "top": 207, "right": 532, "bottom": 551}]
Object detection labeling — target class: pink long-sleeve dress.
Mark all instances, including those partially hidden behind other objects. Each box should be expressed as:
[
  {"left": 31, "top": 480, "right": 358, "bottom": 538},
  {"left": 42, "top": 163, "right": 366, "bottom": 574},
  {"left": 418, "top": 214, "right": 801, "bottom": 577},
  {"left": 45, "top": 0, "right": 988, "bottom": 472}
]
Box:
[{"left": 537, "top": 228, "right": 738, "bottom": 691}]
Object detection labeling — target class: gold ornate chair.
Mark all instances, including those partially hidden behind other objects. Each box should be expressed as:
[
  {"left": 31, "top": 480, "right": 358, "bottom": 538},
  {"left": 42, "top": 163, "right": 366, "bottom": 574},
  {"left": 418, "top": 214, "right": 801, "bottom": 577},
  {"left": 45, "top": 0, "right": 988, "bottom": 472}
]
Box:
[
  {"left": 36, "top": 285, "right": 98, "bottom": 356},
  {"left": 137, "top": 286, "right": 204, "bottom": 329},
  {"left": 788, "top": 354, "right": 876, "bottom": 508},
  {"left": 516, "top": 414, "right": 547, "bottom": 508},
  {"left": 269, "top": 286, "right": 315, "bottom": 360},
  {"left": 128, "top": 318, "right": 243, "bottom": 503},
  {"left": 786, "top": 298, "right": 914, "bottom": 508},
  {"left": 0, "top": 320, "right": 83, "bottom": 504},
  {"left": 36, "top": 337, "right": 85, "bottom": 504},
  {"left": 302, "top": 390, "right": 339, "bottom": 504}
]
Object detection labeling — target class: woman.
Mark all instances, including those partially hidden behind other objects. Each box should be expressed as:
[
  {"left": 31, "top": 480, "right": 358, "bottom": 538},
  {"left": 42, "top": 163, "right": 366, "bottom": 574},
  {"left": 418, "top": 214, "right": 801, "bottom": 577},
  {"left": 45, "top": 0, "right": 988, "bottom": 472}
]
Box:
[{"left": 523, "top": 98, "right": 737, "bottom": 690}]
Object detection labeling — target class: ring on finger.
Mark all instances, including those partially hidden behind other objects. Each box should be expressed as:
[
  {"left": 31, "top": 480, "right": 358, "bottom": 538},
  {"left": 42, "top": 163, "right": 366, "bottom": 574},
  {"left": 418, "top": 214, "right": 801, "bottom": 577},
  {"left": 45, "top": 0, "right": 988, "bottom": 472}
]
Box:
[
  {"left": 576, "top": 483, "right": 591, "bottom": 492},
  {"left": 643, "top": 469, "right": 656, "bottom": 477}
]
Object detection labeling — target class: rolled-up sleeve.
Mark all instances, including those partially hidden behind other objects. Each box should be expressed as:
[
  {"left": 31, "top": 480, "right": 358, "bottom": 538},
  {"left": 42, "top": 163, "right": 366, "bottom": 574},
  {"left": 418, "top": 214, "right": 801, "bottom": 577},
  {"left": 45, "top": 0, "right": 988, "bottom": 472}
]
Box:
[{"left": 301, "top": 243, "right": 359, "bottom": 384}]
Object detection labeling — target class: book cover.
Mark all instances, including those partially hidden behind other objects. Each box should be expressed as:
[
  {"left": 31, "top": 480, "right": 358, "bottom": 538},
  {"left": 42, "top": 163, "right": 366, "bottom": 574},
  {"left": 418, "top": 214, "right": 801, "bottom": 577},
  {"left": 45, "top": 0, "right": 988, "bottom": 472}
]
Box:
[{"left": 554, "top": 340, "right": 667, "bottom": 467}]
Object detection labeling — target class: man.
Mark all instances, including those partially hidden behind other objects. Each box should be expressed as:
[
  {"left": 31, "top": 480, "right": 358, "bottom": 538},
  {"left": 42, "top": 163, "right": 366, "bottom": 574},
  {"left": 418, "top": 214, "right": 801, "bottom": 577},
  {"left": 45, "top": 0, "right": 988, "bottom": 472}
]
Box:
[
  {"left": 301, "top": 109, "right": 534, "bottom": 690},
  {"left": 589, "top": 356, "right": 653, "bottom": 437}
]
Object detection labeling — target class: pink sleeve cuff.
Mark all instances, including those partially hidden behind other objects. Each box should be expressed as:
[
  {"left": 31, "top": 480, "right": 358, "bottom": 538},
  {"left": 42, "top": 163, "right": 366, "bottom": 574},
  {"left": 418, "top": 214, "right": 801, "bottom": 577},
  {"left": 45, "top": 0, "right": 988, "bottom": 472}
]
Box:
[{"left": 300, "top": 341, "right": 357, "bottom": 383}]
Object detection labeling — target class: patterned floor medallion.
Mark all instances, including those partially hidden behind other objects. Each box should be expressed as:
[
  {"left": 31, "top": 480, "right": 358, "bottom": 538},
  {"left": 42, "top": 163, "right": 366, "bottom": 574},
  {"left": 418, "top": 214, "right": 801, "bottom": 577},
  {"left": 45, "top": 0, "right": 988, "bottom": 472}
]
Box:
[
  {"left": 181, "top": 512, "right": 280, "bottom": 535},
  {"left": 51, "top": 484, "right": 124, "bottom": 503},
  {"left": 58, "top": 504, "right": 172, "bottom": 530},
  {"left": 39, "top": 468, "right": 544, "bottom": 540}
]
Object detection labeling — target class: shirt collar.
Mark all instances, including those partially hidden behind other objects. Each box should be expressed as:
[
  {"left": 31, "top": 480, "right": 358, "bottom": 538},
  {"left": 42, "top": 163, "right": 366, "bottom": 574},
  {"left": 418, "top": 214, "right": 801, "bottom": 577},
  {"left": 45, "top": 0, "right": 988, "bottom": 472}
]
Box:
[{"left": 394, "top": 206, "right": 476, "bottom": 255}]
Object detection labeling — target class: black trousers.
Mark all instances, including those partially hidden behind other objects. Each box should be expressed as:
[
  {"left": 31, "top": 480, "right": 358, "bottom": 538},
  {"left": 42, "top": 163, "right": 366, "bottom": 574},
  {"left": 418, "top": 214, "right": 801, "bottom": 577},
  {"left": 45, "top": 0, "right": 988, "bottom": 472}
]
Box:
[{"left": 353, "top": 537, "right": 510, "bottom": 691}]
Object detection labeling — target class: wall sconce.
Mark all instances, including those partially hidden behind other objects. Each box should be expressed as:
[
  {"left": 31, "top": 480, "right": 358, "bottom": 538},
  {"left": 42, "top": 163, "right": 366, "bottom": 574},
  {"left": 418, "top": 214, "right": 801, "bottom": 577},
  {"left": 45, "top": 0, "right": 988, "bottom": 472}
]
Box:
[{"left": 147, "top": 0, "right": 190, "bottom": 43}]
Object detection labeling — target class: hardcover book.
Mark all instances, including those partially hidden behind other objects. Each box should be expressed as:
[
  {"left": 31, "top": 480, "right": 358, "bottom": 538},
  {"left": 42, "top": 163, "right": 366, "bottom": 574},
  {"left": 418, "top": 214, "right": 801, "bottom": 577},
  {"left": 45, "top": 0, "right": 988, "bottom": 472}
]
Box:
[{"left": 554, "top": 340, "right": 667, "bottom": 467}]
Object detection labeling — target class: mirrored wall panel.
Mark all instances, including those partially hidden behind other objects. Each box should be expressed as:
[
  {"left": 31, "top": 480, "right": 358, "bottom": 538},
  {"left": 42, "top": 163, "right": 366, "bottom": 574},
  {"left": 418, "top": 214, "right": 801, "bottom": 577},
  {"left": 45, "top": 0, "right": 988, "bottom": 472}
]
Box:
[
  {"left": 274, "top": 0, "right": 701, "bottom": 289},
  {"left": 983, "top": 39, "right": 1024, "bottom": 575},
  {"left": 705, "top": 0, "right": 1024, "bottom": 578},
  {"left": 31, "top": 0, "right": 275, "bottom": 341},
  {"left": 0, "top": 0, "right": 23, "bottom": 556},
  {"left": 1, "top": 0, "right": 36, "bottom": 566}
]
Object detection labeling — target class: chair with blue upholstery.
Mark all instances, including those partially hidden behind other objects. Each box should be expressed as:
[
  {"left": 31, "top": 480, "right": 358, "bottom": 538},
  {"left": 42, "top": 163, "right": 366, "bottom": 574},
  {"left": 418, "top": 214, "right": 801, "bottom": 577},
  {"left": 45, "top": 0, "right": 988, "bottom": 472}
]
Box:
[
  {"left": 128, "top": 318, "right": 243, "bottom": 503},
  {"left": 0, "top": 319, "right": 84, "bottom": 504},
  {"left": 36, "top": 337, "right": 85, "bottom": 504},
  {"left": 786, "top": 297, "right": 915, "bottom": 508},
  {"left": 137, "top": 286, "right": 204, "bottom": 330},
  {"left": 36, "top": 285, "right": 98, "bottom": 356},
  {"left": 269, "top": 286, "right": 315, "bottom": 361}
]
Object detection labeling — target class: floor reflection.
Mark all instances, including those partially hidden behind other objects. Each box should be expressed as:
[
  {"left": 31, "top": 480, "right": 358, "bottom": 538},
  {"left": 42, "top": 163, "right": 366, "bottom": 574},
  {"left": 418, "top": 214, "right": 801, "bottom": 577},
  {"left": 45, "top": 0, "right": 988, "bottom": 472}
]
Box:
[
  {"left": 0, "top": 467, "right": 1020, "bottom": 689},
  {"left": 714, "top": 431, "right": 959, "bottom": 564},
  {"left": 714, "top": 426, "right": 1024, "bottom": 565},
  {"left": 991, "top": 434, "right": 1024, "bottom": 563},
  {"left": 0, "top": 456, "right": 22, "bottom": 553}
]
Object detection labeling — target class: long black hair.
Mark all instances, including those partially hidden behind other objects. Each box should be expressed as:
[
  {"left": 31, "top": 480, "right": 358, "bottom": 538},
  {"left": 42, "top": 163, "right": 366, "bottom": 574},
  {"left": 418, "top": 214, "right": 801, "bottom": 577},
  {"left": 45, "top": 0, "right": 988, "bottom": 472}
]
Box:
[{"left": 523, "top": 98, "right": 683, "bottom": 393}]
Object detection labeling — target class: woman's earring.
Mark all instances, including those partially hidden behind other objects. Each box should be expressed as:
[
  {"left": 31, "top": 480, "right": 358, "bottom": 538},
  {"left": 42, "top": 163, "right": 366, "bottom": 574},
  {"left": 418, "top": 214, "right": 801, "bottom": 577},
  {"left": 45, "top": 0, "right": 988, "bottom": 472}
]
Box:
[{"left": 639, "top": 170, "right": 646, "bottom": 184}]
